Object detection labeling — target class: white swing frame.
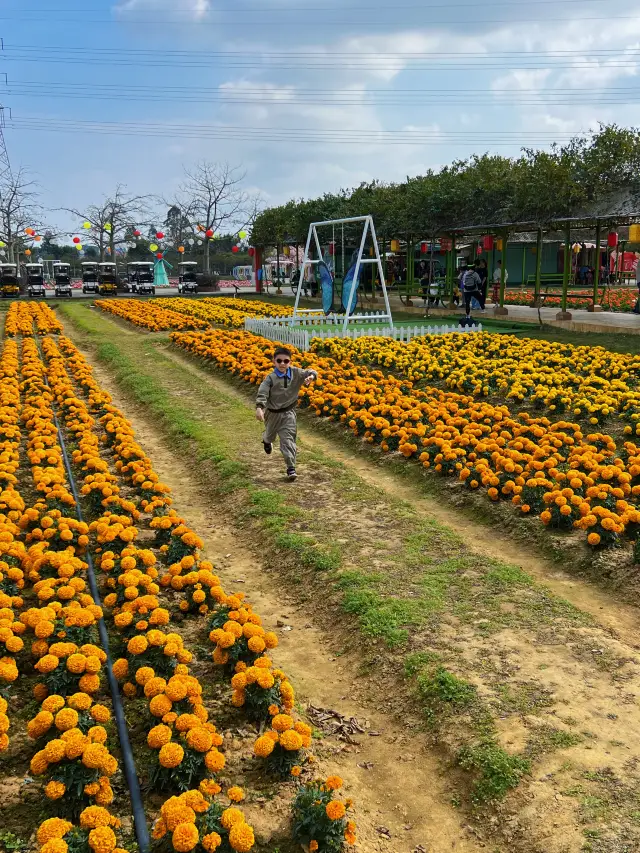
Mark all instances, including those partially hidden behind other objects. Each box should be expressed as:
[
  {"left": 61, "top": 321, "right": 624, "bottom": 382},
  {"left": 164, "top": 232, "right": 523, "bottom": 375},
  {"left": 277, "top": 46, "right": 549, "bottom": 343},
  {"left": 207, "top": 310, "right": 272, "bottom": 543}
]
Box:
[{"left": 292, "top": 215, "right": 393, "bottom": 330}]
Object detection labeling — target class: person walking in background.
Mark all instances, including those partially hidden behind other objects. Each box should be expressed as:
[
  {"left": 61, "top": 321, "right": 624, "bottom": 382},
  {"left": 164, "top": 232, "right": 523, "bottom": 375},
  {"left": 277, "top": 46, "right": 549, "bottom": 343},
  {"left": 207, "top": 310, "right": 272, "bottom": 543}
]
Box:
[
  {"left": 462, "top": 264, "right": 482, "bottom": 319},
  {"left": 492, "top": 260, "right": 507, "bottom": 304},
  {"left": 475, "top": 258, "right": 488, "bottom": 311}
]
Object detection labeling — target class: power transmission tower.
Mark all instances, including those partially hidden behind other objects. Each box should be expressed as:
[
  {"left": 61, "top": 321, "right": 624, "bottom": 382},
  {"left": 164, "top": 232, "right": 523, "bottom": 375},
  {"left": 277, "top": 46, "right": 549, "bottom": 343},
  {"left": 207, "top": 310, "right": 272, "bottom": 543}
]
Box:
[{"left": 0, "top": 106, "right": 11, "bottom": 179}]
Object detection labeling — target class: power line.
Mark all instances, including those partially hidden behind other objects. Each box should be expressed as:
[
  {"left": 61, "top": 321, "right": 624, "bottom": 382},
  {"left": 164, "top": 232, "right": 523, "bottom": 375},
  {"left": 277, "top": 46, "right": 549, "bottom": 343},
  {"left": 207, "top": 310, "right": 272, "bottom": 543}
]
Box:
[
  {"left": 4, "top": 81, "right": 640, "bottom": 107},
  {"left": 5, "top": 114, "right": 591, "bottom": 145},
  {"left": 0, "top": 13, "right": 637, "bottom": 25},
  {"left": 0, "top": 106, "right": 10, "bottom": 179}
]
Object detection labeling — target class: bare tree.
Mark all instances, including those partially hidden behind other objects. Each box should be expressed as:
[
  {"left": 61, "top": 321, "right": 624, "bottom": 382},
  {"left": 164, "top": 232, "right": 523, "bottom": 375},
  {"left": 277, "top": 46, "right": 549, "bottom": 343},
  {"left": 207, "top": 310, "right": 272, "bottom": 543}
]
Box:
[
  {"left": 0, "top": 167, "right": 43, "bottom": 263},
  {"left": 62, "top": 185, "right": 152, "bottom": 261},
  {"left": 178, "top": 162, "right": 250, "bottom": 273}
]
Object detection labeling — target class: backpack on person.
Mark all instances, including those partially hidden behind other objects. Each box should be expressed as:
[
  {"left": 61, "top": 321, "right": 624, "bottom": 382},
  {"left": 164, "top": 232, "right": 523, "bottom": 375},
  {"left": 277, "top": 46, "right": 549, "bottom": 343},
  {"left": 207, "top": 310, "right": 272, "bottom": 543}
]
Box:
[{"left": 463, "top": 269, "right": 480, "bottom": 291}]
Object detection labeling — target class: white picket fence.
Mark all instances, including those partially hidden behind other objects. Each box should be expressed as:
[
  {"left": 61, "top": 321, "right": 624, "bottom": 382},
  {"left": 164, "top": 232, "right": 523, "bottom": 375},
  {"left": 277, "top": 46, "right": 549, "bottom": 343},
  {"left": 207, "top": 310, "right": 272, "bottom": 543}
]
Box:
[
  {"left": 245, "top": 317, "right": 482, "bottom": 351},
  {"left": 257, "top": 311, "right": 391, "bottom": 328}
]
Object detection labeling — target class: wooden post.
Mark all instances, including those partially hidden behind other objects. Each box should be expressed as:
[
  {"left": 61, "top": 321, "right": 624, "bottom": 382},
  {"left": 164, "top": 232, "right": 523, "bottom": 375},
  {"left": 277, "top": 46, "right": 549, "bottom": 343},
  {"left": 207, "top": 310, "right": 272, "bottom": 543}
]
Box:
[
  {"left": 556, "top": 221, "right": 572, "bottom": 320},
  {"left": 589, "top": 220, "right": 602, "bottom": 312},
  {"left": 494, "top": 232, "right": 509, "bottom": 315},
  {"left": 532, "top": 228, "right": 543, "bottom": 306}
]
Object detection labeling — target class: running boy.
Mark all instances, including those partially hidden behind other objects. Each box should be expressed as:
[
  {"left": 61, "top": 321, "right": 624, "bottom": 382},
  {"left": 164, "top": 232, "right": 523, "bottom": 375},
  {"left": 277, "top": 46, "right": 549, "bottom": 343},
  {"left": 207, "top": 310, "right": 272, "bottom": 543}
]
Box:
[{"left": 255, "top": 347, "right": 318, "bottom": 481}]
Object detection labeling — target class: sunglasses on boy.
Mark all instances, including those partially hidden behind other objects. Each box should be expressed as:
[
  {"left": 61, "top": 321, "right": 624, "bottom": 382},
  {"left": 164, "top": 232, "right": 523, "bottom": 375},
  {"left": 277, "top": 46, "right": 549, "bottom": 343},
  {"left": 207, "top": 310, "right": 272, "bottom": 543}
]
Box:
[{"left": 275, "top": 358, "right": 290, "bottom": 365}]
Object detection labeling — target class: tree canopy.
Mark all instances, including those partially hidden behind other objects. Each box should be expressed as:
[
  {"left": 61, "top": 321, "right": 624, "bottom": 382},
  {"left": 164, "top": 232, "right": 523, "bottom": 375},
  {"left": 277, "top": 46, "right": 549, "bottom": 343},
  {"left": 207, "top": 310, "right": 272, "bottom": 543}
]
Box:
[{"left": 250, "top": 124, "right": 640, "bottom": 247}]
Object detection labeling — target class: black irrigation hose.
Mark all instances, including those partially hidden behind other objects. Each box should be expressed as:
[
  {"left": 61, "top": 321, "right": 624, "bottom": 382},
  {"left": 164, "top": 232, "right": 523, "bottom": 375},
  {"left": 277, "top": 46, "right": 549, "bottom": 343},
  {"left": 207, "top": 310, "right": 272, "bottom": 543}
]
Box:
[{"left": 35, "top": 339, "right": 151, "bottom": 853}]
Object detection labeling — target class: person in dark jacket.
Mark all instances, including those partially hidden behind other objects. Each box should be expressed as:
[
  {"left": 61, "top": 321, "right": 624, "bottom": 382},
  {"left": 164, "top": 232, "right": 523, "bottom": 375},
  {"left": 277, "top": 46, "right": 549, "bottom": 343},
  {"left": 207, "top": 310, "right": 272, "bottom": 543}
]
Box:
[{"left": 475, "top": 259, "right": 488, "bottom": 310}]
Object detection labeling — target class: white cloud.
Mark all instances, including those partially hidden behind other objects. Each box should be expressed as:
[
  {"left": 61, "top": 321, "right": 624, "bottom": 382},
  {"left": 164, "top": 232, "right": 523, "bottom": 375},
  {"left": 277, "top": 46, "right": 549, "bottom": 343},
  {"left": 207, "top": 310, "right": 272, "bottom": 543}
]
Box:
[{"left": 112, "top": 0, "right": 211, "bottom": 20}]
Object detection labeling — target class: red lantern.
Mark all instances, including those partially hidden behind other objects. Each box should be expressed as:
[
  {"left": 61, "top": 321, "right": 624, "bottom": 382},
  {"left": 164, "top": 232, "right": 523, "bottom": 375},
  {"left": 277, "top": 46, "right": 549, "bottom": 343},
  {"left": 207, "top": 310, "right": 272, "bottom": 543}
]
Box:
[
  {"left": 440, "top": 237, "right": 452, "bottom": 252},
  {"left": 420, "top": 241, "right": 428, "bottom": 254},
  {"left": 483, "top": 235, "right": 494, "bottom": 251},
  {"left": 133, "top": 229, "right": 141, "bottom": 237},
  {"left": 607, "top": 231, "right": 618, "bottom": 248},
  {"left": 206, "top": 229, "right": 214, "bottom": 238},
  {"left": 156, "top": 252, "right": 163, "bottom": 259},
  {"left": 232, "top": 245, "right": 239, "bottom": 253},
  {"left": 248, "top": 247, "right": 255, "bottom": 257},
  {"left": 476, "top": 245, "right": 482, "bottom": 255},
  {"left": 156, "top": 231, "right": 164, "bottom": 239},
  {"left": 73, "top": 237, "right": 80, "bottom": 244},
  {"left": 329, "top": 241, "right": 335, "bottom": 256}
]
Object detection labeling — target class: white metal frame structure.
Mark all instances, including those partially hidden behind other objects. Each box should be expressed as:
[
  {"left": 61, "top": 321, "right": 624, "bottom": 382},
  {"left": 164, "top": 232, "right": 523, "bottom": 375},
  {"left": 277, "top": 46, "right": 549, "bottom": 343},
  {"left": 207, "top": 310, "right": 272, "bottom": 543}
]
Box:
[{"left": 292, "top": 215, "right": 393, "bottom": 330}]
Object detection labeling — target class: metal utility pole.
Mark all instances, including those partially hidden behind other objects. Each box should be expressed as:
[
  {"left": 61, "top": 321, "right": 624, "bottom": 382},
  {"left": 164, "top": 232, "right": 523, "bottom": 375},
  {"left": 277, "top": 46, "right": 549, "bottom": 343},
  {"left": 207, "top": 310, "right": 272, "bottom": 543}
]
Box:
[{"left": 0, "top": 106, "right": 11, "bottom": 180}]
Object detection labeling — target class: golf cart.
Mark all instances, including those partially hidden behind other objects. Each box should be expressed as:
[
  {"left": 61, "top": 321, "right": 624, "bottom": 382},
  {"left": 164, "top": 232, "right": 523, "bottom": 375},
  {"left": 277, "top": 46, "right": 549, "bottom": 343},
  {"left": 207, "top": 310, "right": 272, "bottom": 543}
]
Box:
[
  {"left": 125, "top": 261, "right": 155, "bottom": 295},
  {"left": 52, "top": 262, "right": 73, "bottom": 297},
  {"left": 178, "top": 261, "right": 198, "bottom": 294},
  {"left": 26, "top": 263, "right": 47, "bottom": 298},
  {"left": 98, "top": 262, "right": 118, "bottom": 296},
  {"left": 0, "top": 263, "right": 20, "bottom": 298},
  {"left": 82, "top": 261, "right": 99, "bottom": 294}
]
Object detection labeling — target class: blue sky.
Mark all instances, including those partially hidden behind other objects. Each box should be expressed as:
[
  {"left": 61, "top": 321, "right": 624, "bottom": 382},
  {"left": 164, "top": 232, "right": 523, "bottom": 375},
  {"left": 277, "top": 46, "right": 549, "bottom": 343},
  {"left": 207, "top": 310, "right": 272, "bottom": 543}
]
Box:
[{"left": 1, "top": 0, "right": 639, "bottom": 234}]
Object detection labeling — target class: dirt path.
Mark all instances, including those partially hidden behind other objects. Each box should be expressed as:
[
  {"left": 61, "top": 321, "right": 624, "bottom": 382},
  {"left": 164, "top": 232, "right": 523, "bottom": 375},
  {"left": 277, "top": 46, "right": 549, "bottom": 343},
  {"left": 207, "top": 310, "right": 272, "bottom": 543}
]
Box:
[
  {"left": 80, "top": 348, "right": 485, "bottom": 853},
  {"left": 162, "top": 345, "right": 640, "bottom": 649}
]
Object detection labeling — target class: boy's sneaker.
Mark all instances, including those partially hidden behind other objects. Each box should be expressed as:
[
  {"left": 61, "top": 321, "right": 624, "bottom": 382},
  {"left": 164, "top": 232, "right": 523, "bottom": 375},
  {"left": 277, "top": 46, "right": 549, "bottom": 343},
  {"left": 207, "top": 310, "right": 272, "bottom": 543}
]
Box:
[
  {"left": 263, "top": 442, "right": 272, "bottom": 455},
  {"left": 286, "top": 468, "right": 297, "bottom": 481}
]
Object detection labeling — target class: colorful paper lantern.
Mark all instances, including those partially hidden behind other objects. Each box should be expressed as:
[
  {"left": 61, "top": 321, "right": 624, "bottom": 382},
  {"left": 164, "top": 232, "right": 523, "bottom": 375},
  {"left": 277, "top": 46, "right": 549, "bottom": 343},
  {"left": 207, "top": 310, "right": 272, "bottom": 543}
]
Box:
[
  {"left": 83, "top": 222, "right": 91, "bottom": 230},
  {"left": 25, "top": 249, "right": 31, "bottom": 256},
  {"left": 0, "top": 241, "right": 5, "bottom": 248},
  {"left": 496, "top": 238, "right": 503, "bottom": 251},
  {"left": 440, "top": 237, "right": 452, "bottom": 252},
  {"left": 76, "top": 244, "right": 83, "bottom": 251},
  {"left": 156, "top": 252, "right": 163, "bottom": 259},
  {"left": 133, "top": 229, "right": 141, "bottom": 237},
  {"left": 607, "top": 231, "right": 618, "bottom": 248},
  {"left": 629, "top": 223, "right": 640, "bottom": 242},
  {"left": 178, "top": 246, "right": 185, "bottom": 254},
  {"left": 149, "top": 243, "right": 158, "bottom": 252},
  {"left": 73, "top": 237, "right": 80, "bottom": 244},
  {"left": 283, "top": 245, "right": 291, "bottom": 257},
  {"left": 390, "top": 239, "right": 400, "bottom": 252},
  {"left": 105, "top": 223, "right": 112, "bottom": 232},
  {"left": 206, "top": 229, "right": 214, "bottom": 238},
  {"left": 239, "top": 231, "right": 247, "bottom": 239},
  {"left": 34, "top": 236, "right": 42, "bottom": 242},
  {"left": 476, "top": 245, "right": 482, "bottom": 255},
  {"left": 482, "top": 235, "right": 494, "bottom": 251},
  {"left": 248, "top": 247, "right": 255, "bottom": 257},
  {"left": 572, "top": 243, "right": 581, "bottom": 254},
  {"left": 232, "top": 245, "right": 239, "bottom": 253},
  {"left": 420, "top": 241, "right": 428, "bottom": 254},
  {"left": 156, "top": 231, "right": 164, "bottom": 239}
]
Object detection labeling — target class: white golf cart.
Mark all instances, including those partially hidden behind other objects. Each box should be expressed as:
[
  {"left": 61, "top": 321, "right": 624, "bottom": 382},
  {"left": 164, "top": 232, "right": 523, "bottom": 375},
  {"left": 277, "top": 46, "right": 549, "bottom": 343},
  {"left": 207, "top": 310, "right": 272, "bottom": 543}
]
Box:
[
  {"left": 98, "top": 262, "right": 118, "bottom": 296},
  {"left": 82, "top": 261, "right": 100, "bottom": 294},
  {"left": 0, "top": 263, "right": 20, "bottom": 298},
  {"left": 52, "top": 262, "right": 73, "bottom": 297},
  {"left": 126, "top": 261, "right": 155, "bottom": 295},
  {"left": 26, "top": 263, "right": 47, "bottom": 297},
  {"left": 177, "top": 261, "right": 198, "bottom": 294}
]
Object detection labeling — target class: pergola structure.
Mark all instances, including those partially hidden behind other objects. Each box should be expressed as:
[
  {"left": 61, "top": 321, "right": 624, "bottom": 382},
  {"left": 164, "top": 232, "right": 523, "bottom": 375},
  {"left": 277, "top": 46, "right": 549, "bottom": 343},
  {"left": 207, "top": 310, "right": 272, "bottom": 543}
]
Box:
[{"left": 447, "top": 213, "right": 640, "bottom": 320}]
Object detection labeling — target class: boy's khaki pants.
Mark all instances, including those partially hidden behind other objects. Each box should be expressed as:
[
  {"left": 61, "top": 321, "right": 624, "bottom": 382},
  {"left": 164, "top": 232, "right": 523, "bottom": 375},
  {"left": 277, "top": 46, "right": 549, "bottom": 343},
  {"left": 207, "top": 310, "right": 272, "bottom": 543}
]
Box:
[{"left": 263, "top": 409, "right": 297, "bottom": 470}]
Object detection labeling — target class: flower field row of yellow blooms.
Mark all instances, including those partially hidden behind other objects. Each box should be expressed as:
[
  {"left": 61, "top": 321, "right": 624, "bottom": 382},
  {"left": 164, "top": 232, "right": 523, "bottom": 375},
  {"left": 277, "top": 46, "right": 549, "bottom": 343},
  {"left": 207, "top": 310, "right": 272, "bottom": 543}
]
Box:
[
  {"left": 0, "top": 333, "right": 133, "bottom": 853},
  {"left": 310, "top": 332, "right": 640, "bottom": 431},
  {"left": 44, "top": 326, "right": 356, "bottom": 852},
  {"left": 95, "top": 300, "right": 209, "bottom": 332},
  {"left": 154, "top": 298, "right": 294, "bottom": 329},
  {"left": 5, "top": 300, "right": 63, "bottom": 336},
  {"left": 169, "top": 329, "right": 640, "bottom": 553}
]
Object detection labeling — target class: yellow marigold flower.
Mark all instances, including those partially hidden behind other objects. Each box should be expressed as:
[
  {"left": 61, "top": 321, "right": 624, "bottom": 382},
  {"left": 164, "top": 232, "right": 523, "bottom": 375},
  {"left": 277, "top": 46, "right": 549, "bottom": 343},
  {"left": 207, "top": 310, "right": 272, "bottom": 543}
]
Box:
[
  {"left": 42, "top": 695, "right": 66, "bottom": 714},
  {"left": 159, "top": 742, "right": 184, "bottom": 768},
  {"left": 204, "top": 749, "right": 225, "bottom": 772},
  {"left": 37, "top": 819, "right": 73, "bottom": 845},
  {"left": 148, "top": 724, "right": 173, "bottom": 749},
  {"left": 80, "top": 806, "right": 113, "bottom": 829},
  {"left": 90, "top": 705, "right": 111, "bottom": 724},
  {"left": 55, "top": 708, "right": 79, "bottom": 732},
  {"left": 88, "top": 826, "right": 116, "bottom": 853},
  {"left": 279, "top": 730, "right": 303, "bottom": 752},
  {"left": 186, "top": 727, "right": 213, "bottom": 753},
  {"left": 41, "top": 840, "right": 68, "bottom": 853},
  {"left": 253, "top": 735, "right": 275, "bottom": 758},
  {"left": 309, "top": 842, "right": 318, "bottom": 852},
  {"left": 271, "top": 714, "right": 294, "bottom": 733},
  {"left": 172, "top": 823, "right": 199, "bottom": 853},
  {"left": 227, "top": 786, "right": 245, "bottom": 802},
  {"left": 45, "top": 781, "right": 66, "bottom": 800},
  {"left": 326, "top": 800, "right": 346, "bottom": 820},
  {"left": 325, "top": 775, "right": 343, "bottom": 790},
  {"left": 202, "top": 832, "right": 222, "bottom": 852},
  {"left": 149, "top": 694, "right": 173, "bottom": 718},
  {"left": 290, "top": 766, "right": 301, "bottom": 777},
  {"left": 220, "top": 808, "right": 245, "bottom": 830},
  {"left": 228, "top": 821, "right": 254, "bottom": 853},
  {"left": 199, "top": 779, "right": 221, "bottom": 797}
]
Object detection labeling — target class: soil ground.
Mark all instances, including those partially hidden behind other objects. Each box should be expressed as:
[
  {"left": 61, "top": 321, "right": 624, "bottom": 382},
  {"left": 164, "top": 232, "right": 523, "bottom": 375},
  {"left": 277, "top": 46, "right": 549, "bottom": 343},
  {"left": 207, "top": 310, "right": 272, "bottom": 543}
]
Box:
[{"left": 58, "top": 302, "right": 640, "bottom": 853}]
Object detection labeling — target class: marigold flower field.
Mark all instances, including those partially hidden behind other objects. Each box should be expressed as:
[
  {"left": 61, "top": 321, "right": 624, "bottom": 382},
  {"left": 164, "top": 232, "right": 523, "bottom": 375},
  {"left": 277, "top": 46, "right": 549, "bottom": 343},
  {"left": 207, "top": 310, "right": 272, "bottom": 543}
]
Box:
[
  {"left": 169, "top": 328, "right": 640, "bottom": 554},
  {"left": 96, "top": 298, "right": 293, "bottom": 331},
  {"left": 0, "top": 302, "right": 355, "bottom": 853}
]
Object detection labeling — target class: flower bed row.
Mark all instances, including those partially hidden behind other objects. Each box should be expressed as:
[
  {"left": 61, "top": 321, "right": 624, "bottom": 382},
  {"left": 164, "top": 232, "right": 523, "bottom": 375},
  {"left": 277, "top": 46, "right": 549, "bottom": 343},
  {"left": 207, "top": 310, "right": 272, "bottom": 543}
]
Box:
[
  {"left": 5, "top": 301, "right": 63, "bottom": 337},
  {"left": 169, "top": 329, "right": 640, "bottom": 552},
  {"left": 95, "top": 301, "right": 209, "bottom": 333},
  {"left": 310, "top": 332, "right": 640, "bottom": 431},
  {"left": 41, "top": 329, "right": 356, "bottom": 853},
  {"left": 504, "top": 287, "right": 638, "bottom": 312},
  {"left": 154, "top": 298, "right": 294, "bottom": 329}
]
